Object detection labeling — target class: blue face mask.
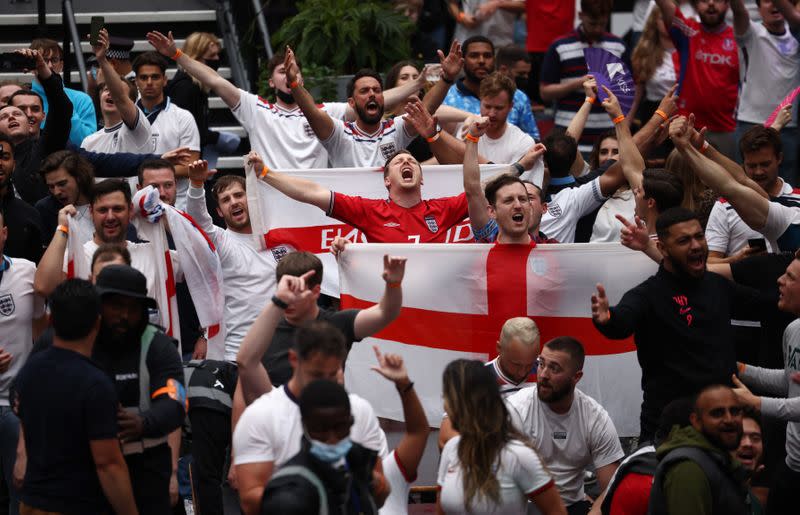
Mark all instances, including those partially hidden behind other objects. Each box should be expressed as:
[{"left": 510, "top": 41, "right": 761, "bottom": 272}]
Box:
[{"left": 308, "top": 436, "right": 353, "bottom": 463}]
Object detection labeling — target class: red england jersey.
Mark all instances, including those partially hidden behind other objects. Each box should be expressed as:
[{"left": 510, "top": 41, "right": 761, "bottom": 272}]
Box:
[
  {"left": 670, "top": 8, "right": 739, "bottom": 132},
  {"left": 526, "top": 0, "right": 575, "bottom": 53},
  {"left": 328, "top": 192, "right": 468, "bottom": 243}
]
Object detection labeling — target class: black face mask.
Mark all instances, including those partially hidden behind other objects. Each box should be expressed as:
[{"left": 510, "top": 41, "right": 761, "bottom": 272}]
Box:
[
  {"left": 276, "top": 88, "right": 296, "bottom": 105},
  {"left": 515, "top": 76, "right": 529, "bottom": 93},
  {"left": 205, "top": 59, "right": 221, "bottom": 71}
]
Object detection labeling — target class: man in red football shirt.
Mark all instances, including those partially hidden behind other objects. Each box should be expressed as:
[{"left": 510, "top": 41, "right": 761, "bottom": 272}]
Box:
[
  {"left": 246, "top": 149, "right": 470, "bottom": 243},
  {"left": 656, "top": 0, "right": 740, "bottom": 158}
]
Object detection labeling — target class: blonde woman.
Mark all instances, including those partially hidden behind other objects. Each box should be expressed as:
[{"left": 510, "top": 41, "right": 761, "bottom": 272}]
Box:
[
  {"left": 630, "top": 8, "right": 678, "bottom": 124},
  {"left": 436, "top": 359, "right": 566, "bottom": 515}
]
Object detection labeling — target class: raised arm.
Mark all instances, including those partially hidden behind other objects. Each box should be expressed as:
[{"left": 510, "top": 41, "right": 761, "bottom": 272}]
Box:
[
  {"left": 463, "top": 118, "right": 492, "bottom": 232},
  {"left": 94, "top": 29, "right": 139, "bottom": 128},
  {"left": 421, "top": 40, "right": 463, "bottom": 116},
  {"left": 33, "top": 205, "right": 72, "bottom": 297},
  {"left": 247, "top": 152, "right": 332, "bottom": 211},
  {"left": 600, "top": 86, "right": 644, "bottom": 191},
  {"left": 730, "top": 0, "right": 752, "bottom": 36},
  {"left": 655, "top": 0, "right": 676, "bottom": 29},
  {"left": 185, "top": 160, "right": 222, "bottom": 240},
  {"left": 774, "top": 0, "right": 800, "bottom": 31},
  {"left": 284, "top": 47, "right": 334, "bottom": 141},
  {"left": 27, "top": 47, "right": 72, "bottom": 154},
  {"left": 632, "top": 84, "right": 679, "bottom": 157},
  {"left": 353, "top": 255, "right": 406, "bottom": 339},
  {"left": 371, "top": 347, "right": 430, "bottom": 479},
  {"left": 236, "top": 271, "right": 316, "bottom": 404},
  {"left": 566, "top": 76, "right": 597, "bottom": 176},
  {"left": 670, "top": 115, "right": 770, "bottom": 228},
  {"left": 147, "top": 30, "right": 240, "bottom": 109}
]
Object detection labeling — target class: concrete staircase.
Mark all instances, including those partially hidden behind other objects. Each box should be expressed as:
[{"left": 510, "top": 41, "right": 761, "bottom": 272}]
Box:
[{"left": 0, "top": 0, "right": 247, "bottom": 169}]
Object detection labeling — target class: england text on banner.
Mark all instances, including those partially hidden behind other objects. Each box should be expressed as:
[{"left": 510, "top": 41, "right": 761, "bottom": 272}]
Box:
[
  {"left": 340, "top": 243, "right": 657, "bottom": 437},
  {"left": 246, "top": 164, "right": 511, "bottom": 296}
]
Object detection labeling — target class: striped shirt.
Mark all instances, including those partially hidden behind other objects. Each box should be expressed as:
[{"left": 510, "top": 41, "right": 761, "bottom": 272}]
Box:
[
  {"left": 486, "top": 357, "right": 537, "bottom": 397},
  {"left": 541, "top": 27, "right": 626, "bottom": 154}
]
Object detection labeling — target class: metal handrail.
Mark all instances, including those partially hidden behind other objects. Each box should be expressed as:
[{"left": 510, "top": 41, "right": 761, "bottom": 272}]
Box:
[
  {"left": 62, "top": 0, "right": 89, "bottom": 93},
  {"left": 216, "top": 0, "right": 250, "bottom": 91},
  {"left": 251, "top": 0, "right": 273, "bottom": 59}
]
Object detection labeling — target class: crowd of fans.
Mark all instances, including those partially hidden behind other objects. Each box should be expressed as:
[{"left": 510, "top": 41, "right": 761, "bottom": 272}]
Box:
[{"left": 2, "top": 0, "right": 800, "bottom": 514}]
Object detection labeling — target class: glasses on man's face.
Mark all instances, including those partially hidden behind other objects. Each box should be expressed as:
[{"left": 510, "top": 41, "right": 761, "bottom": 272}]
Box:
[
  {"left": 535, "top": 357, "right": 564, "bottom": 375},
  {"left": 43, "top": 56, "right": 62, "bottom": 65}
]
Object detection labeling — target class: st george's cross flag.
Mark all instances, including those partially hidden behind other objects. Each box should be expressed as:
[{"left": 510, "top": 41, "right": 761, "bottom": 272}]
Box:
[
  {"left": 340, "top": 242, "right": 657, "bottom": 437},
  {"left": 246, "top": 163, "right": 512, "bottom": 296}
]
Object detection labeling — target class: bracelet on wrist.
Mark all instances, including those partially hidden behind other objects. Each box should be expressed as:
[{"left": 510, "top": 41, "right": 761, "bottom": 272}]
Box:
[
  {"left": 654, "top": 109, "right": 669, "bottom": 122},
  {"left": 426, "top": 131, "right": 441, "bottom": 143},
  {"left": 512, "top": 162, "right": 525, "bottom": 176},
  {"left": 442, "top": 75, "right": 454, "bottom": 85},
  {"left": 457, "top": 11, "right": 466, "bottom": 22},
  {"left": 464, "top": 133, "right": 480, "bottom": 143},
  {"left": 612, "top": 114, "right": 625, "bottom": 125},
  {"left": 190, "top": 180, "right": 204, "bottom": 188},
  {"left": 699, "top": 140, "right": 710, "bottom": 154},
  {"left": 386, "top": 281, "right": 402, "bottom": 289},
  {"left": 271, "top": 295, "right": 289, "bottom": 309},
  {"left": 259, "top": 164, "right": 270, "bottom": 178},
  {"left": 398, "top": 381, "right": 415, "bottom": 394},
  {"left": 171, "top": 49, "right": 183, "bottom": 61},
  {"left": 585, "top": 96, "right": 596, "bottom": 105},
  {"left": 56, "top": 224, "right": 69, "bottom": 236}
]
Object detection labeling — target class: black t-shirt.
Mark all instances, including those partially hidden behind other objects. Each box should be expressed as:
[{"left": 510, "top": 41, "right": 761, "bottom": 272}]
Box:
[
  {"left": 261, "top": 308, "right": 360, "bottom": 386},
  {"left": 16, "top": 346, "right": 118, "bottom": 515}
]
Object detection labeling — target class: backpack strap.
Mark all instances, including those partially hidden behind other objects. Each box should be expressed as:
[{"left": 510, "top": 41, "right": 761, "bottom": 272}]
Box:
[{"left": 270, "top": 465, "right": 329, "bottom": 515}]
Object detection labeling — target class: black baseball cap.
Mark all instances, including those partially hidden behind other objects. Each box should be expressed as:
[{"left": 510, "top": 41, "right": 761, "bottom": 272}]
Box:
[{"left": 95, "top": 264, "right": 158, "bottom": 309}]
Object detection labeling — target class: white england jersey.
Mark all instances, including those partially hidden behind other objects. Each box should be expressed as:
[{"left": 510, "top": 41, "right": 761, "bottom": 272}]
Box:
[
  {"left": 322, "top": 116, "right": 416, "bottom": 168},
  {"left": 232, "top": 91, "right": 348, "bottom": 169}
]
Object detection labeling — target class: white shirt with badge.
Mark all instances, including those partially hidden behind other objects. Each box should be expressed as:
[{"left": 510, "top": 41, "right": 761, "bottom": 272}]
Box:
[
  {"left": 139, "top": 98, "right": 201, "bottom": 211},
  {"left": 541, "top": 178, "right": 609, "bottom": 243},
  {"left": 232, "top": 384, "right": 388, "bottom": 467},
  {"left": 0, "top": 257, "right": 45, "bottom": 405},
  {"left": 437, "top": 435, "right": 554, "bottom": 515},
  {"left": 322, "top": 117, "right": 416, "bottom": 168},
  {"left": 232, "top": 91, "right": 348, "bottom": 169},
  {"left": 506, "top": 385, "right": 624, "bottom": 506}
]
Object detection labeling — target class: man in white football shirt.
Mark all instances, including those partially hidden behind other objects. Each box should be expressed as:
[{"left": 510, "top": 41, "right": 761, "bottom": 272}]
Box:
[
  {"left": 283, "top": 41, "right": 463, "bottom": 168},
  {"left": 507, "top": 337, "right": 623, "bottom": 514},
  {"left": 131, "top": 51, "right": 200, "bottom": 210}
]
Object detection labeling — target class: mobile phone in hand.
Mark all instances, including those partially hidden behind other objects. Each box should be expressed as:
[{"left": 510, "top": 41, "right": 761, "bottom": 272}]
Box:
[
  {"left": 0, "top": 53, "right": 36, "bottom": 72},
  {"left": 748, "top": 238, "right": 767, "bottom": 252},
  {"left": 90, "top": 16, "right": 105, "bottom": 47}
]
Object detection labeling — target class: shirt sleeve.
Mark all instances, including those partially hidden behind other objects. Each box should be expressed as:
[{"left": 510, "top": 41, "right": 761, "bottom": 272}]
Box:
[
  {"left": 572, "top": 178, "right": 608, "bottom": 218},
  {"left": 322, "top": 102, "right": 349, "bottom": 120},
  {"left": 230, "top": 89, "right": 258, "bottom": 130},
  {"left": 178, "top": 111, "right": 201, "bottom": 152},
  {"left": 70, "top": 92, "right": 98, "bottom": 145},
  {"left": 232, "top": 400, "right": 275, "bottom": 465},
  {"left": 740, "top": 363, "right": 790, "bottom": 396},
  {"left": 762, "top": 201, "right": 799, "bottom": 241},
  {"left": 539, "top": 42, "right": 561, "bottom": 85},
  {"left": 328, "top": 192, "right": 369, "bottom": 227},
  {"left": 512, "top": 444, "right": 555, "bottom": 496},
  {"left": 431, "top": 193, "right": 469, "bottom": 229},
  {"left": 594, "top": 281, "right": 650, "bottom": 340},
  {"left": 122, "top": 107, "right": 153, "bottom": 150},
  {"left": 331, "top": 309, "right": 360, "bottom": 343},
  {"left": 391, "top": 116, "right": 416, "bottom": 148},
  {"left": 320, "top": 119, "right": 349, "bottom": 156},
  {"left": 186, "top": 186, "right": 226, "bottom": 249},
  {"left": 704, "top": 202, "right": 732, "bottom": 254},
  {"left": 84, "top": 379, "right": 120, "bottom": 441},
  {"left": 437, "top": 437, "right": 457, "bottom": 486},
  {"left": 589, "top": 408, "right": 625, "bottom": 469},
  {"left": 141, "top": 335, "right": 186, "bottom": 437},
  {"left": 473, "top": 218, "right": 499, "bottom": 242}
]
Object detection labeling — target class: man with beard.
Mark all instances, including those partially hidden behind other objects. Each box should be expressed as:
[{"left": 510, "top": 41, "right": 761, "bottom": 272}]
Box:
[
  {"left": 506, "top": 337, "right": 624, "bottom": 515},
  {"left": 185, "top": 159, "right": 277, "bottom": 361},
  {"left": 146, "top": 30, "right": 430, "bottom": 173},
  {"left": 87, "top": 264, "right": 185, "bottom": 515},
  {"left": 0, "top": 134, "right": 44, "bottom": 263},
  {"left": 283, "top": 43, "right": 462, "bottom": 168},
  {"left": 656, "top": 0, "right": 740, "bottom": 158},
  {"left": 591, "top": 207, "right": 769, "bottom": 443},
  {"left": 33, "top": 179, "right": 179, "bottom": 300},
  {"left": 647, "top": 385, "right": 752, "bottom": 515},
  {"left": 443, "top": 37, "right": 540, "bottom": 140}
]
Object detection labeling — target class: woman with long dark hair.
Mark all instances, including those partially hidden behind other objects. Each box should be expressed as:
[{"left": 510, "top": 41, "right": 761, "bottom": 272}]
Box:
[{"left": 436, "top": 359, "right": 566, "bottom": 515}]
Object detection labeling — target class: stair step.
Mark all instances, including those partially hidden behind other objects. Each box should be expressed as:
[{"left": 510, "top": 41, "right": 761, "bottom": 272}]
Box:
[
  {"left": 209, "top": 126, "right": 247, "bottom": 138},
  {"left": 0, "top": 10, "right": 216, "bottom": 26},
  {"left": 0, "top": 67, "right": 231, "bottom": 84},
  {"left": 0, "top": 39, "right": 207, "bottom": 54}
]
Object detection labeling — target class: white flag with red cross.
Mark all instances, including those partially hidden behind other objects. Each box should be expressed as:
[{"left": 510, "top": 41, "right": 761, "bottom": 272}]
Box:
[
  {"left": 246, "top": 164, "right": 511, "bottom": 296},
  {"left": 339, "top": 243, "right": 657, "bottom": 437}
]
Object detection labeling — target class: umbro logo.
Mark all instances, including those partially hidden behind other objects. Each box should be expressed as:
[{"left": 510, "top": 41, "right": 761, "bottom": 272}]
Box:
[{"left": 384, "top": 222, "right": 400, "bottom": 227}]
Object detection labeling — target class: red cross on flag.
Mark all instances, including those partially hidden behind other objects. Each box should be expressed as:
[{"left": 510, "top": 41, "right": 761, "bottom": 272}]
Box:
[{"left": 340, "top": 243, "right": 657, "bottom": 437}]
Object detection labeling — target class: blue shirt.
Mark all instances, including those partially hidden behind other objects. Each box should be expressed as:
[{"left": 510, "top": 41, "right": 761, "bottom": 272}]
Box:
[
  {"left": 442, "top": 79, "right": 540, "bottom": 140},
  {"left": 32, "top": 80, "right": 97, "bottom": 148}
]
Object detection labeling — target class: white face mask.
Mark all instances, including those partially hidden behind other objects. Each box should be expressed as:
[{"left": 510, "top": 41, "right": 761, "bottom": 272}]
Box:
[{"left": 305, "top": 430, "right": 353, "bottom": 463}]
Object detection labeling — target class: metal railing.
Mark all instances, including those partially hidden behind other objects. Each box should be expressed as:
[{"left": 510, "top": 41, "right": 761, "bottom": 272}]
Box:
[
  {"left": 251, "top": 0, "right": 273, "bottom": 59},
  {"left": 216, "top": 0, "right": 250, "bottom": 91},
  {"left": 61, "top": 0, "right": 89, "bottom": 93}
]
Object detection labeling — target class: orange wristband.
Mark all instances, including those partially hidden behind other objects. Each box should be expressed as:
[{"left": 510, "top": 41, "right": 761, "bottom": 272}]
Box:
[
  {"left": 655, "top": 109, "right": 669, "bottom": 121},
  {"left": 171, "top": 49, "right": 183, "bottom": 60},
  {"left": 386, "top": 281, "right": 402, "bottom": 289},
  {"left": 426, "top": 132, "right": 441, "bottom": 143},
  {"left": 699, "top": 141, "right": 710, "bottom": 154},
  {"left": 612, "top": 114, "right": 625, "bottom": 125},
  {"left": 457, "top": 12, "right": 466, "bottom": 22},
  {"left": 585, "top": 96, "right": 596, "bottom": 105},
  {"left": 465, "top": 133, "right": 480, "bottom": 143},
  {"left": 57, "top": 224, "right": 69, "bottom": 236},
  {"left": 289, "top": 80, "right": 299, "bottom": 89},
  {"left": 259, "top": 164, "right": 270, "bottom": 178}
]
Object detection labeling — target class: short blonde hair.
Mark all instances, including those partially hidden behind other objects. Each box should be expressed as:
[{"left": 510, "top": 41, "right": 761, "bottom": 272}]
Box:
[
  {"left": 499, "top": 317, "right": 540, "bottom": 348},
  {"left": 182, "top": 32, "right": 221, "bottom": 61}
]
